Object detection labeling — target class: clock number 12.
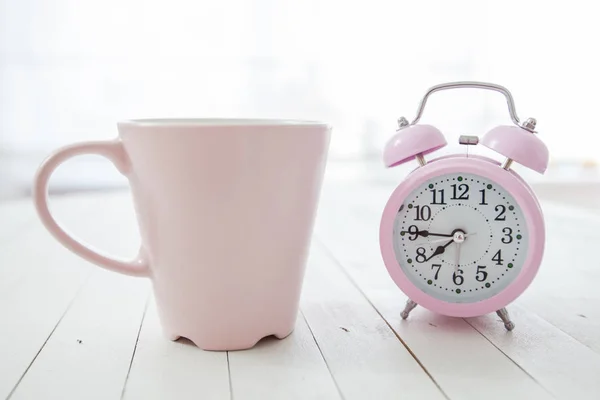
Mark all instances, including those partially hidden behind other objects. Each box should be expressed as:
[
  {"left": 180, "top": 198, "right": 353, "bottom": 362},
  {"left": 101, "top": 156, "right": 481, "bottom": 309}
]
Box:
[{"left": 451, "top": 184, "right": 469, "bottom": 200}]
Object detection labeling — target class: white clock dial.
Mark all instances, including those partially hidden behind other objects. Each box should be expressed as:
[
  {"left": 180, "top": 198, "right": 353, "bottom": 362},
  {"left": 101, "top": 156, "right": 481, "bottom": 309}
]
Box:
[{"left": 392, "top": 172, "right": 528, "bottom": 303}]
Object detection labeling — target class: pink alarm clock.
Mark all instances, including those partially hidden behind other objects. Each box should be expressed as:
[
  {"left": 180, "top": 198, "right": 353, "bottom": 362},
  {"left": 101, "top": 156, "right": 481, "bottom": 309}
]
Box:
[{"left": 379, "top": 82, "right": 549, "bottom": 330}]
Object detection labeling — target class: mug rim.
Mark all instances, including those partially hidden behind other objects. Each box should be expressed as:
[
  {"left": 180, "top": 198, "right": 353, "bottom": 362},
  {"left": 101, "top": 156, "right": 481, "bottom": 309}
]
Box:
[{"left": 118, "top": 118, "right": 329, "bottom": 128}]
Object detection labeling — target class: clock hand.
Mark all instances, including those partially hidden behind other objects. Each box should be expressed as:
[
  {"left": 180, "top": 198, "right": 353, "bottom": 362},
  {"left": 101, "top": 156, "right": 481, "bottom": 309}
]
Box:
[
  {"left": 455, "top": 242, "right": 461, "bottom": 273},
  {"left": 411, "top": 230, "right": 453, "bottom": 238},
  {"left": 401, "top": 229, "right": 454, "bottom": 239},
  {"left": 418, "top": 231, "right": 454, "bottom": 238},
  {"left": 418, "top": 232, "right": 477, "bottom": 245},
  {"left": 424, "top": 239, "right": 454, "bottom": 262}
]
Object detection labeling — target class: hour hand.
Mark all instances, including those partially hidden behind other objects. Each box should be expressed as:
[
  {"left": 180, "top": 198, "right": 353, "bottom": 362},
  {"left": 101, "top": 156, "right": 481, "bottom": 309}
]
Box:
[
  {"left": 425, "top": 246, "right": 445, "bottom": 262},
  {"left": 425, "top": 239, "right": 454, "bottom": 261}
]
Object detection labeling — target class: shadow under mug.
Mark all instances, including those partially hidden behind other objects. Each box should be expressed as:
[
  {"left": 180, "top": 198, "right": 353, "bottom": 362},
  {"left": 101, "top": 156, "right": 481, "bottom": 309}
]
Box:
[{"left": 32, "top": 118, "right": 332, "bottom": 351}]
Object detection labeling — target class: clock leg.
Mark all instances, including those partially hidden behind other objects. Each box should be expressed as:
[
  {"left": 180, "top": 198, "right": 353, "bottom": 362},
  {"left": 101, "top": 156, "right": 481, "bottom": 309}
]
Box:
[
  {"left": 401, "top": 299, "right": 418, "bottom": 319},
  {"left": 496, "top": 308, "right": 515, "bottom": 331}
]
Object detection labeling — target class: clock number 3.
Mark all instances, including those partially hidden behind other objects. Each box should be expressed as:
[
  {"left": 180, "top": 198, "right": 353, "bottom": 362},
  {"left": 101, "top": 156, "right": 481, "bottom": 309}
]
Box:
[{"left": 502, "top": 227, "right": 513, "bottom": 244}]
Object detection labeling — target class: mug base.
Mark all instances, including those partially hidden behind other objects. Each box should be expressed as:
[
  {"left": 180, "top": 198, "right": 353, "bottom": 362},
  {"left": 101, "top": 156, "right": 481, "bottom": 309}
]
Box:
[
  {"left": 165, "top": 327, "right": 295, "bottom": 351},
  {"left": 167, "top": 333, "right": 181, "bottom": 341}
]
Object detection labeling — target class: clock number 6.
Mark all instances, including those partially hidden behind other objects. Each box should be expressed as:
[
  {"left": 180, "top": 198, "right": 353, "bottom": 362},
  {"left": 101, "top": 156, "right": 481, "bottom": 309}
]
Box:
[{"left": 452, "top": 269, "right": 464, "bottom": 285}]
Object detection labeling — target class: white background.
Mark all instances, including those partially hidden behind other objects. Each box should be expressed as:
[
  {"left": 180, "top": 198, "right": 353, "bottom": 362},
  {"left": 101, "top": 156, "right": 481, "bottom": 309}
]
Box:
[{"left": 1, "top": 0, "right": 599, "bottom": 194}]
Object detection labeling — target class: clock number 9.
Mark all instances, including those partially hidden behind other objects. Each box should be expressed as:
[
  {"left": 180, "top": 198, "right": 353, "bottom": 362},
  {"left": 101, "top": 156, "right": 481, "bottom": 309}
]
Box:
[
  {"left": 407, "top": 225, "right": 419, "bottom": 241},
  {"left": 452, "top": 269, "right": 464, "bottom": 285}
]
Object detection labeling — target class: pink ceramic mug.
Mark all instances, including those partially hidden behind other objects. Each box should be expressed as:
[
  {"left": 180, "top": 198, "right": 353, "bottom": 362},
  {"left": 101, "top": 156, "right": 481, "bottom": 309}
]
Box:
[{"left": 33, "top": 119, "right": 331, "bottom": 351}]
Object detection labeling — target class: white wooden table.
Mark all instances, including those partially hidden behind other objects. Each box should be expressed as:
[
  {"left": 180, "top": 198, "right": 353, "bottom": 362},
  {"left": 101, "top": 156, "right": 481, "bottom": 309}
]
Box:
[{"left": 1, "top": 175, "right": 599, "bottom": 400}]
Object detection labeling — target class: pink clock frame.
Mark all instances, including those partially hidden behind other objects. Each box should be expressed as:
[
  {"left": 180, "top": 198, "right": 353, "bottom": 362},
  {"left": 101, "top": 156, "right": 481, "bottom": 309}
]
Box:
[{"left": 379, "top": 155, "right": 545, "bottom": 318}]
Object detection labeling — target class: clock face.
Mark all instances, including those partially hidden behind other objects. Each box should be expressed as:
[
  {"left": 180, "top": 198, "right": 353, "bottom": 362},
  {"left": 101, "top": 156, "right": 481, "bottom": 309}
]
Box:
[{"left": 392, "top": 172, "right": 528, "bottom": 303}]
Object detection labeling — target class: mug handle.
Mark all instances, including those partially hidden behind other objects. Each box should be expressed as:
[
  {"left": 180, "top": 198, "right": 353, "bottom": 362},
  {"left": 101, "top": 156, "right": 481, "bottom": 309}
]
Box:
[{"left": 32, "top": 139, "right": 150, "bottom": 278}]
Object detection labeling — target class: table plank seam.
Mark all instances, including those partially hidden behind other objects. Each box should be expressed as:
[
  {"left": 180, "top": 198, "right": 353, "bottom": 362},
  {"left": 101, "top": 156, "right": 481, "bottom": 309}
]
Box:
[
  {"left": 314, "top": 237, "right": 451, "bottom": 400},
  {"left": 463, "top": 318, "right": 558, "bottom": 399},
  {"left": 300, "top": 309, "right": 346, "bottom": 400},
  {"left": 5, "top": 270, "right": 94, "bottom": 400},
  {"left": 226, "top": 352, "right": 233, "bottom": 400},
  {"left": 120, "top": 293, "right": 151, "bottom": 400}
]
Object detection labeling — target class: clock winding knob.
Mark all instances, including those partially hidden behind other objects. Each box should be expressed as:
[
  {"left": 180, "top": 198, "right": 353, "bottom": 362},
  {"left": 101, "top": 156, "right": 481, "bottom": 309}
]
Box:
[{"left": 459, "top": 135, "right": 479, "bottom": 145}]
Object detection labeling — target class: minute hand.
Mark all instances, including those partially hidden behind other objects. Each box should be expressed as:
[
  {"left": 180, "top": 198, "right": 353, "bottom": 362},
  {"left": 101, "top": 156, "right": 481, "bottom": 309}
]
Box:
[
  {"left": 422, "top": 232, "right": 477, "bottom": 245},
  {"left": 424, "top": 239, "right": 454, "bottom": 262},
  {"left": 421, "top": 231, "right": 454, "bottom": 238},
  {"left": 401, "top": 230, "right": 454, "bottom": 238}
]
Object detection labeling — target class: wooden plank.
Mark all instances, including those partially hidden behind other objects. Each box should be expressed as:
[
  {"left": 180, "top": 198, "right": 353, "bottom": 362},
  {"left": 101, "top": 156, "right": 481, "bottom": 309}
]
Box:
[
  {"left": 228, "top": 308, "right": 341, "bottom": 400},
  {"left": 300, "top": 242, "right": 446, "bottom": 400},
  {"left": 467, "top": 305, "right": 600, "bottom": 400},
  {"left": 0, "top": 198, "right": 38, "bottom": 247},
  {"left": 0, "top": 259, "right": 91, "bottom": 400},
  {"left": 0, "top": 194, "right": 103, "bottom": 293},
  {"left": 517, "top": 201, "right": 600, "bottom": 353},
  {"left": 315, "top": 240, "right": 553, "bottom": 400},
  {"left": 0, "top": 197, "right": 100, "bottom": 399},
  {"left": 10, "top": 269, "right": 150, "bottom": 400},
  {"left": 314, "top": 183, "right": 554, "bottom": 400},
  {"left": 122, "top": 298, "right": 231, "bottom": 400},
  {"left": 0, "top": 192, "right": 118, "bottom": 249},
  {"left": 0, "top": 192, "right": 144, "bottom": 398},
  {"left": 1, "top": 178, "right": 597, "bottom": 399}
]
